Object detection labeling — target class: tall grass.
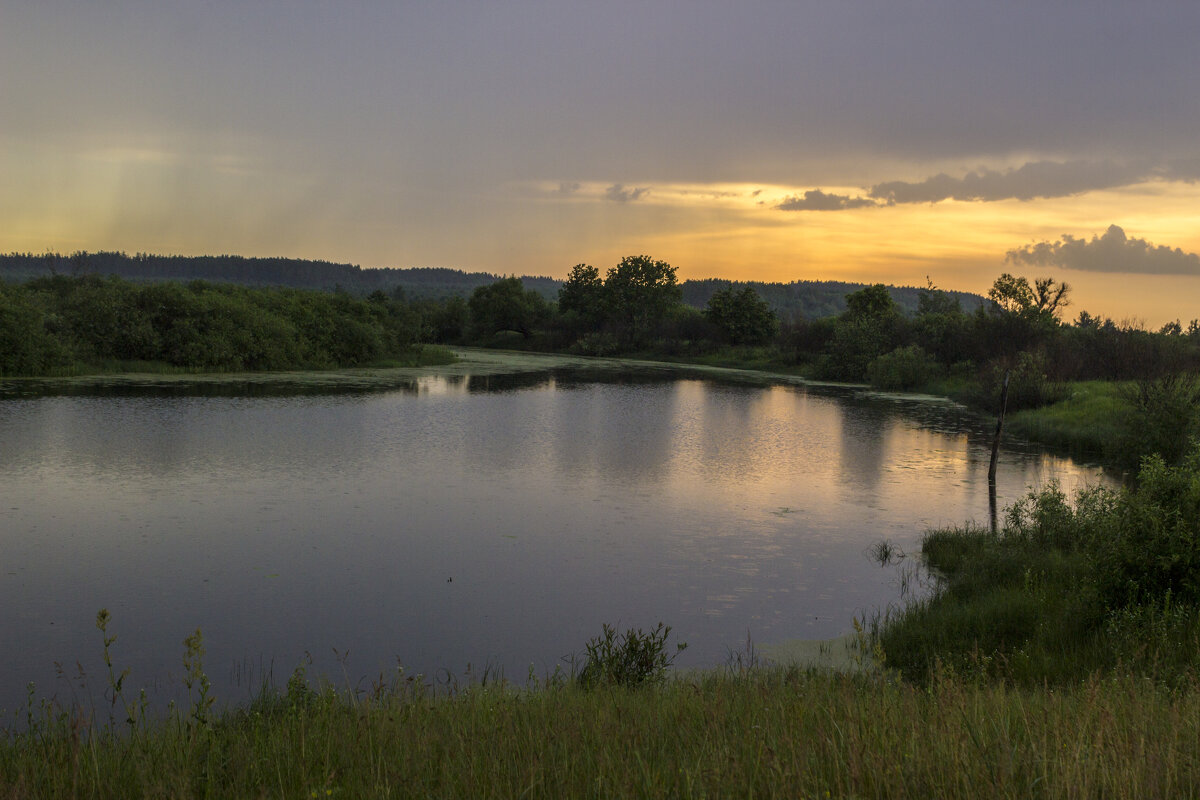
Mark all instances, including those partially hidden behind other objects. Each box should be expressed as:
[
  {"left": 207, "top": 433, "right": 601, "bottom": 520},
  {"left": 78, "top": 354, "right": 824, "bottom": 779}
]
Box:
[
  {"left": 7, "top": 662, "right": 1200, "bottom": 798},
  {"left": 1005, "top": 380, "right": 1128, "bottom": 459}
]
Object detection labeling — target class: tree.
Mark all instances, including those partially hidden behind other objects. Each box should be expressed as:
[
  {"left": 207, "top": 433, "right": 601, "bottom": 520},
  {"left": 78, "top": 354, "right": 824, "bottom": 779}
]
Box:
[
  {"left": 821, "top": 284, "right": 904, "bottom": 380},
  {"left": 467, "top": 277, "right": 549, "bottom": 340},
  {"left": 984, "top": 273, "right": 1071, "bottom": 359},
  {"left": 603, "top": 255, "right": 682, "bottom": 346},
  {"left": 917, "top": 277, "right": 961, "bottom": 316},
  {"left": 988, "top": 273, "right": 1070, "bottom": 320},
  {"left": 703, "top": 285, "right": 779, "bottom": 346},
  {"left": 844, "top": 283, "right": 898, "bottom": 320},
  {"left": 557, "top": 263, "right": 605, "bottom": 327}
]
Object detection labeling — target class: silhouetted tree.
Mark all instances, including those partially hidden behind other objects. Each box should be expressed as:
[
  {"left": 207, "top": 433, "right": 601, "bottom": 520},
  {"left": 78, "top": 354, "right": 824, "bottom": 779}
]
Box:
[
  {"left": 703, "top": 285, "right": 779, "bottom": 346},
  {"left": 467, "top": 277, "right": 549, "bottom": 339}
]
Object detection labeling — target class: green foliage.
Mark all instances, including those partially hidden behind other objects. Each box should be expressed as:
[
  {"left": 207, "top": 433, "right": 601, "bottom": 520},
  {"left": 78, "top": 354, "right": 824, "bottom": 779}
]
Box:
[
  {"left": 880, "top": 442, "right": 1200, "bottom": 684},
  {"left": 557, "top": 263, "right": 605, "bottom": 327},
  {"left": 867, "top": 345, "right": 940, "bottom": 391},
  {"left": 844, "top": 283, "right": 899, "bottom": 320},
  {"left": 0, "top": 284, "right": 68, "bottom": 374},
  {"left": 1004, "top": 380, "right": 1127, "bottom": 458},
  {"left": 819, "top": 316, "right": 899, "bottom": 381},
  {"left": 916, "top": 280, "right": 962, "bottom": 316},
  {"left": 1116, "top": 372, "right": 1200, "bottom": 466},
  {"left": 912, "top": 307, "right": 974, "bottom": 367},
  {"left": 603, "top": 255, "right": 682, "bottom": 347},
  {"left": 0, "top": 275, "right": 433, "bottom": 376},
  {"left": 421, "top": 295, "right": 468, "bottom": 343},
  {"left": 964, "top": 349, "right": 1064, "bottom": 412},
  {"left": 988, "top": 273, "right": 1070, "bottom": 320},
  {"left": 817, "top": 284, "right": 905, "bottom": 381},
  {"left": 467, "top": 277, "right": 549, "bottom": 340},
  {"left": 576, "top": 622, "right": 687, "bottom": 689},
  {"left": 1092, "top": 449, "right": 1200, "bottom": 608},
  {"left": 702, "top": 285, "right": 779, "bottom": 346}
]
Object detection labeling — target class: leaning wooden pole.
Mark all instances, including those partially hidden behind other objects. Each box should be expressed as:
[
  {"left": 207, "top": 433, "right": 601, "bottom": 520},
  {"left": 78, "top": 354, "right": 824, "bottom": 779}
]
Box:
[{"left": 988, "top": 370, "right": 1011, "bottom": 531}]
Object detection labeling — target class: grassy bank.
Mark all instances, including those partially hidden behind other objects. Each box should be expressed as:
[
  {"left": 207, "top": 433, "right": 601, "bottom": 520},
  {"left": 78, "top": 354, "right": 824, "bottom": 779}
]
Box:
[
  {"left": 876, "top": 440, "right": 1200, "bottom": 690},
  {"left": 1004, "top": 380, "right": 1128, "bottom": 458},
  {"left": 7, "top": 665, "right": 1200, "bottom": 798}
]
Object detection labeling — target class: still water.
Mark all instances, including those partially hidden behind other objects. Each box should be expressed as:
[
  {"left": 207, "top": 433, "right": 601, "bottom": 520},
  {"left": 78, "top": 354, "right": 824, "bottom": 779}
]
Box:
[{"left": 0, "top": 368, "right": 1112, "bottom": 713}]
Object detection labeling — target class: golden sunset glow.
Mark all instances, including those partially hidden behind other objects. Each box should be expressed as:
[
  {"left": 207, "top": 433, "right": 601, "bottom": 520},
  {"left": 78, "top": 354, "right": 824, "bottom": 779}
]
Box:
[{"left": 4, "top": 3, "right": 1199, "bottom": 325}]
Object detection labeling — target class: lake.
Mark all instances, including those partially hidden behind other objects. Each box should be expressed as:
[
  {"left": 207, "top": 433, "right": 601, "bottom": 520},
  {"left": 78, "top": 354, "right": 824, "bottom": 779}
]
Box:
[{"left": 0, "top": 358, "right": 1114, "bottom": 715}]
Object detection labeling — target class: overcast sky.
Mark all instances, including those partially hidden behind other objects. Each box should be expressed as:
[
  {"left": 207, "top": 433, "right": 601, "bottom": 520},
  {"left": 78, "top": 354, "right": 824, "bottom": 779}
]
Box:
[{"left": 4, "top": 1, "right": 1199, "bottom": 322}]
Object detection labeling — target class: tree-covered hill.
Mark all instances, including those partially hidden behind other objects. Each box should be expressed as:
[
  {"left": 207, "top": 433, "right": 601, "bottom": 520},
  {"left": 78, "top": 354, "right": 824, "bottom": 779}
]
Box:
[{"left": 0, "top": 251, "right": 986, "bottom": 319}]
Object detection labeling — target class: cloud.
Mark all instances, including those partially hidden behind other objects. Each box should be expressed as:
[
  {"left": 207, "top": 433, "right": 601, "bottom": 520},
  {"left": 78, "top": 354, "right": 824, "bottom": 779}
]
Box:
[
  {"left": 777, "top": 189, "right": 877, "bottom": 211},
  {"left": 1006, "top": 224, "right": 1200, "bottom": 275},
  {"left": 869, "top": 160, "right": 1150, "bottom": 204},
  {"left": 605, "top": 183, "right": 650, "bottom": 203},
  {"left": 1165, "top": 158, "right": 1200, "bottom": 182},
  {"left": 555, "top": 181, "right": 581, "bottom": 195},
  {"left": 775, "top": 159, "right": 1166, "bottom": 214}
]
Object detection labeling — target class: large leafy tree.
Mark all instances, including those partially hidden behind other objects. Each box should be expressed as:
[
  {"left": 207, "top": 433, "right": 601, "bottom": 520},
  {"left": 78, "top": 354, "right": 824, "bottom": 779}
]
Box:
[
  {"left": 822, "top": 284, "right": 903, "bottom": 380},
  {"left": 557, "top": 263, "right": 606, "bottom": 327},
  {"left": 603, "top": 255, "right": 682, "bottom": 346},
  {"left": 467, "top": 277, "right": 549, "bottom": 340}
]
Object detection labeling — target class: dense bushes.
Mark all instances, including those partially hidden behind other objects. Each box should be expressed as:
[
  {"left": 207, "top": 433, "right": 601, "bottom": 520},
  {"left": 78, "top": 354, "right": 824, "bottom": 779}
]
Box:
[
  {"left": 879, "top": 442, "right": 1200, "bottom": 684},
  {"left": 0, "top": 275, "right": 427, "bottom": 375}
]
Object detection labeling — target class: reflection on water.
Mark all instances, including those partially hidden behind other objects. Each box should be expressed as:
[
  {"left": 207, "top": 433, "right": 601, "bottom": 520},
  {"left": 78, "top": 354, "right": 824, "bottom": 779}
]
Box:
[{"left": 0, "top": 370, "right": 1114, "bottom": 714}]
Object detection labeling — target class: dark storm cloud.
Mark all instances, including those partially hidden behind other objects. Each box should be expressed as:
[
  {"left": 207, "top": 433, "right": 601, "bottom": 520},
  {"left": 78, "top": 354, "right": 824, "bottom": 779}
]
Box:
[
  {"left": 777, "top": 190, "right": 877, "bottom": 211},
  {"left": 1007, "top": 225, "right": 1200, "bottom": 275},
  {"left": 605, "top": 184, "right": 650, "bottom": 203},
  {"left": 6, "top": 3, "right": 1200, "bottom": 186},
  {"left": 869, "top": 161, "right": 1150, "bottom": 204}
]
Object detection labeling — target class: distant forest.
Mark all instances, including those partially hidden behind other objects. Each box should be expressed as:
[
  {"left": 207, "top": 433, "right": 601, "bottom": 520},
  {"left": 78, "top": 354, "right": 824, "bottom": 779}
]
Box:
[{"left": 0, "top": 251, "right": 985, "bottom": 320}]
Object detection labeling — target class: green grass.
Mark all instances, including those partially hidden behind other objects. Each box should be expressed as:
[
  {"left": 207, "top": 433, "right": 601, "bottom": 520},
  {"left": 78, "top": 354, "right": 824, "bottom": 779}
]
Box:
[
  {"left": 1005, "top": 380, "right": 1131, "bottom": 459},
  {"left": 9, "top": 659, "right": 1200, "bottom": 798}
]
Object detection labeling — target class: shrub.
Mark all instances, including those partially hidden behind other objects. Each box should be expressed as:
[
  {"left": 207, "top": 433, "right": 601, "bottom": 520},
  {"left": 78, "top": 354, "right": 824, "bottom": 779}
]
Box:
[
  {"left": 867, "top": 345, "right": 940, "bottom": 391},
  {"left": 1115, "top": 372, "right": 1200, "bottom": 467},
  {"left": 577, "top": 622, "right": 687, "bottom": 689}
]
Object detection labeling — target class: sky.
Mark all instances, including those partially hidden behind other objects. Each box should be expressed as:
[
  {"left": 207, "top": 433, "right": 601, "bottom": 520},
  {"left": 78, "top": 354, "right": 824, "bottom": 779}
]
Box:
[{"left": 3, "top": 1, "right": 1200, "bottom": 324}]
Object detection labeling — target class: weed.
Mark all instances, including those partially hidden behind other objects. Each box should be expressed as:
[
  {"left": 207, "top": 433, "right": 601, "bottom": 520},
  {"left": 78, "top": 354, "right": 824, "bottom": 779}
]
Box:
[
  {"left": 576, "top": 622, "right": 687, "bottom": 689},
  {"left": 95, "top": 609, "right": 144, "bottom": 731},
  {"left": 724, "top": 630, "right": 760, "bottom": 675},
  {"left": 181, "top": 628, "right": 214, "bottom": 727}
]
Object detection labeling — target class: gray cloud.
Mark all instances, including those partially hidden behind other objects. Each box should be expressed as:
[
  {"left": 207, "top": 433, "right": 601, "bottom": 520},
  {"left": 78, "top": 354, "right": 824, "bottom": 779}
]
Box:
[
  {"left": 555, "top": 181, "right": 581, "bottom": 195},
  {"left": 777, "top": 189, "right": 877, "bottom": 211},
  {"left": 605, "top": 184, "right": 650, "bottom": 203},
  {"left": 1006, "top": 225, "right": 1200, "bottom": 275},
  {"left": 870, "top": 161, "right": 1150, "bottom": 204},
  {"left": 1166, "top": 158, "right": 1200, "bottom": 182}
]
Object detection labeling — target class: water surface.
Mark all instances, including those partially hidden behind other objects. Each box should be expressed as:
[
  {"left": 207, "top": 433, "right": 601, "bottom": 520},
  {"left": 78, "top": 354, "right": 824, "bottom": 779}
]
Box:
[{"left": 0, "top": 369, "right": 1113, "bottom": 714}]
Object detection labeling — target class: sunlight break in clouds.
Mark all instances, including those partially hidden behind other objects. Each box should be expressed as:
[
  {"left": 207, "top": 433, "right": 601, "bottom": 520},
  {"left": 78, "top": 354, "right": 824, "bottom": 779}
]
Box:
[{"left": 1007, "top": 225, "right": 1200, "bottom": 276}]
